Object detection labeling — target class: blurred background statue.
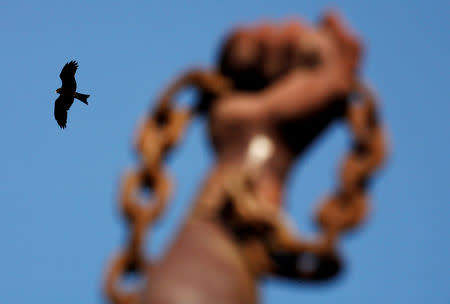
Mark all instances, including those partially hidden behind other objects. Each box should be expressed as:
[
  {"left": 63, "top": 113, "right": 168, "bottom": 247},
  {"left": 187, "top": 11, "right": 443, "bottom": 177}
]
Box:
[{"left": 104, "top": 11, "right": 387, "bottom": 304}]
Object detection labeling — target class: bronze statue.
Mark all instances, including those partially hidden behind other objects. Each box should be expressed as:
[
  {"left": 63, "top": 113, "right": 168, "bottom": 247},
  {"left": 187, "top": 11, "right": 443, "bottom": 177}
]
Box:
[{"left": 105, "top": 11, "right": 387, "bottom": 304}]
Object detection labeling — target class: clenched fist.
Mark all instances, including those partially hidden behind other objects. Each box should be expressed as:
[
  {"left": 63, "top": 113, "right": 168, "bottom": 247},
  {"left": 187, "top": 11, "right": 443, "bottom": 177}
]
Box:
[{"left": 219, "top": 11, "right": 361, "bottom": 95}]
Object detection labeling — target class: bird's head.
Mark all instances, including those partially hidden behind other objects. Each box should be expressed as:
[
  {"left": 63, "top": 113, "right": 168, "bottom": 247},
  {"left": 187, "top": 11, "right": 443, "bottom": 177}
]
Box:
[{"left": 56, "top": 88, "right": 62, "bottom": 94}]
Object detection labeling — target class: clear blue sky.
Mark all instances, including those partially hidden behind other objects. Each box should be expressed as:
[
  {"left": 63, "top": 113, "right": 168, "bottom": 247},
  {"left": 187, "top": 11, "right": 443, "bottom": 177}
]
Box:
[{"left": 1, "top": 1, "right": 449, "bottom": 303}]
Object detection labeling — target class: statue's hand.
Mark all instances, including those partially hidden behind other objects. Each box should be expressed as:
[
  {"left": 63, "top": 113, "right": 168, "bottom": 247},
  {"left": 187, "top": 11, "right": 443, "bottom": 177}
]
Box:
[
  {"left": 210, "top": 12, "right": 363, "bottom": 129},
  {"left": 220, "top": 11, "right": 361, "bottom": 94}
]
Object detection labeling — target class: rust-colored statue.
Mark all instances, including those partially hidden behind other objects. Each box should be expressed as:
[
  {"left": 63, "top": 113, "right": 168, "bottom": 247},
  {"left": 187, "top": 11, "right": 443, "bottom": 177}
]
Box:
[{"left": 105, "top": 11, "right": 387, "bottom": 304}]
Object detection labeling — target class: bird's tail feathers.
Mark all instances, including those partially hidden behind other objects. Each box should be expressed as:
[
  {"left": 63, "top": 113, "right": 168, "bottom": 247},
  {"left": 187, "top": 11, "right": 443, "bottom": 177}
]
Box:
[{"left": 74, "top": 92, "right": 90, "bottom": 105}]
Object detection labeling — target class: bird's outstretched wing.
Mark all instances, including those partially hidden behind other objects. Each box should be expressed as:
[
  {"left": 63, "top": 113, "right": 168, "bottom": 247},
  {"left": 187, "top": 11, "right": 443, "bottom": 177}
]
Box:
[
  {"left": 59, "top": 60, "right": 78, "bottom": 90},
  {"left": 54, "top": 96, "right": 68, "bottom": 129}
]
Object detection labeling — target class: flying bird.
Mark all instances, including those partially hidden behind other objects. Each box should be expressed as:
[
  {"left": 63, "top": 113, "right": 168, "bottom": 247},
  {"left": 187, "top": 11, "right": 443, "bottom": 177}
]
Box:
[{"left": 54, "top": 60, "right": 90, "bottom": 128}]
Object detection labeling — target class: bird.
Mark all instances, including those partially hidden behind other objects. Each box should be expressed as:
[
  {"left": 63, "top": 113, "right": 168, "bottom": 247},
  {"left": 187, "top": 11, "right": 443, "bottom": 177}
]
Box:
[{"left": 54, "top": 60, "right": 90, "bottom": 128}]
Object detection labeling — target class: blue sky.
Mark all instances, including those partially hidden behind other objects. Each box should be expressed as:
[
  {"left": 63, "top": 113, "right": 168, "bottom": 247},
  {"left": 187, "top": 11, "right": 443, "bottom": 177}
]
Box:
[{"left": 1, "top": 1, "right": 449, "bottom": 303}]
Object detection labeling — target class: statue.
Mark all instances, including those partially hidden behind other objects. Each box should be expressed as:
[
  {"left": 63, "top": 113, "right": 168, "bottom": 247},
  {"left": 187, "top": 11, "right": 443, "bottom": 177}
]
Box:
[{"left": 104, "top": 11, "right": 388, "bottom": 304}]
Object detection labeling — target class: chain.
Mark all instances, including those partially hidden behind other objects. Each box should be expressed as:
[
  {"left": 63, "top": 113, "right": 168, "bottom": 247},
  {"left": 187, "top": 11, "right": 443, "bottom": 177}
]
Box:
[
  {"left": 103, "top": 69, "right": 230, "bottom": 304},
  {"left": 316, "top": 81, "right": 386, "bottom": 244},
  {"left": 104, "top": 66, "right": 387, "bottom": 302}
]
